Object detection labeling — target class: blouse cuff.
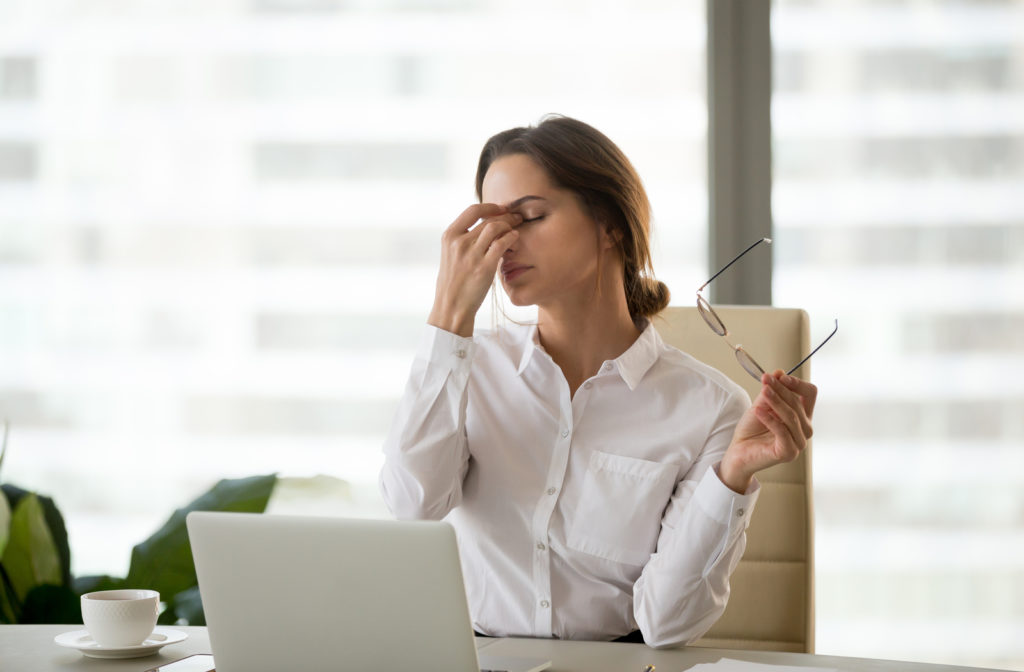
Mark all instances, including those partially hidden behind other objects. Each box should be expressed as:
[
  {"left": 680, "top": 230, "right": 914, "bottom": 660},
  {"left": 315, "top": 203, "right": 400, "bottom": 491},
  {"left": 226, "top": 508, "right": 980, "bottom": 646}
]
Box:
[
  {"left": 418, "top": 325, "right": 477, "bottom": 372},
  {"left": 693, "top": 463, "right": 761, "bottom": 529}
]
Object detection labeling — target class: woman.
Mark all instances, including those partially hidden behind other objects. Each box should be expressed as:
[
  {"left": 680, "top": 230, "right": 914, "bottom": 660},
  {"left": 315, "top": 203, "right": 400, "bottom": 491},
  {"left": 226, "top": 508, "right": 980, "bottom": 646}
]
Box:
[{"left": 380, "top": 115, "right": 817, "bottom": 647}]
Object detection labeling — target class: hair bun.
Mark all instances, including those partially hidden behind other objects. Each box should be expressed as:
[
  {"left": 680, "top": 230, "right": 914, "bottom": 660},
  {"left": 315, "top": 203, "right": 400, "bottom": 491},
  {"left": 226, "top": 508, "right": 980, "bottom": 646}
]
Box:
[{"left": 625, "top": 272, "right": 670, "bottom": 324}]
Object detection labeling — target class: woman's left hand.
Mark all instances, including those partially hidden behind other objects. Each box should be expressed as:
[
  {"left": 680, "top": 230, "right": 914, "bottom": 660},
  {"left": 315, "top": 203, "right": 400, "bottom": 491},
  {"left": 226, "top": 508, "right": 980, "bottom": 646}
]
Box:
[{"left": 719, "top": 370, "right": 818, "bottom": 493}]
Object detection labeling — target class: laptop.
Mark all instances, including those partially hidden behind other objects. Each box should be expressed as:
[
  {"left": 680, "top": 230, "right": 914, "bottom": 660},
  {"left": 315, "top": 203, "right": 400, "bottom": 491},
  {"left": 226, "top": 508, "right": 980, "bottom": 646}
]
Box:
[{"left": 186, "top": 511, "right": 551, "bottom": 672}]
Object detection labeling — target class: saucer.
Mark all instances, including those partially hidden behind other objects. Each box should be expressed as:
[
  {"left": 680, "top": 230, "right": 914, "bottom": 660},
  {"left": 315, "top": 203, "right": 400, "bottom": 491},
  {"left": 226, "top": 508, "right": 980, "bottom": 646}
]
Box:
[{"left": 55, "top": 627, "right": 188, "bottom": 659}]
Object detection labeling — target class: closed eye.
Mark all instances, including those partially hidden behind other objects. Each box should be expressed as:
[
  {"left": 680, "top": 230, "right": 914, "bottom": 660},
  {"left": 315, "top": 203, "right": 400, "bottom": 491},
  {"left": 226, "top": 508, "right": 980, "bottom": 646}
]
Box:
[{"left": 521, "top": 215, "right": 545, "bottom": 224}]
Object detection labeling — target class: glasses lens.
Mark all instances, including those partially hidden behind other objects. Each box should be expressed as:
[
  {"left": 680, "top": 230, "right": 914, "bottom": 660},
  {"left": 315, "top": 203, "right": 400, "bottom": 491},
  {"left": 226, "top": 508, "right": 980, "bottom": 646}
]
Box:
[
  {"left": 735, "top": 348, "right": 766, "bottom": 380},
  {"left": 697, "top": 296, "right": 727, "bottom": 336}
]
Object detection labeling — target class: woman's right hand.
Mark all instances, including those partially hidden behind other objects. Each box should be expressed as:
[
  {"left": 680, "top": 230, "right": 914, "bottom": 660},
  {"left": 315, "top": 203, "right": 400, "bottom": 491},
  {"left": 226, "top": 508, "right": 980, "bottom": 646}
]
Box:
[{"left": 427, "top": 203, "right": 522, "bottom": 337}]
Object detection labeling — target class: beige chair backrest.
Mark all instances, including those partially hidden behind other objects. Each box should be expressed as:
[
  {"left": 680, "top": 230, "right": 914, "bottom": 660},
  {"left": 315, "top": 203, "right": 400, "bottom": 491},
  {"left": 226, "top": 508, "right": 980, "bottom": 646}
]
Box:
[{"left": 654, "top": 305, "right": 815, "bottom": 653}]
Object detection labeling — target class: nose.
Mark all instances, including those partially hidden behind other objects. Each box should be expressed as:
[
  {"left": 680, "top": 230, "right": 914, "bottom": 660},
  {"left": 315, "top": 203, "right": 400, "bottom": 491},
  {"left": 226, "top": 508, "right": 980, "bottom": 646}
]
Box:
[{"left": 502, "top": 233, "right": 519, "bottom": 256}]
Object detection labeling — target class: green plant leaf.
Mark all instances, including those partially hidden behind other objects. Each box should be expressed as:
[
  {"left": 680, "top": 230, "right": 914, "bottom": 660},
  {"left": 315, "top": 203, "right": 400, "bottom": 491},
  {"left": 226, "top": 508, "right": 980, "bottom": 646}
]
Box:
[
  {"left": 156, "top": 604, "right": 178, "bottom": 626},
  {"left": 0, "top": 490, "right": 10, "bottom": 560},
  {"left": 1, "top": 485, "right": 71, "bottom": 588},
  {"left": 73, "top": 574, "right": 125, "bottom": 596},
  {"left": 0, "top": 563, "right": 19, "bottom": 623},
  {"left": 0, "top": 494, "right": 62, "bottom": 602},
  {"left": 170, "top": 586, "right": 205, "bottom": 626},
  {"left": 20, "top": 583, "right": 81, "bottom": 624},
  {"left": 124, "top": 474, "right": 276, "bottom": 604},
  {"left": 37, "top": 495, "right": 72, "bottom": 588},
  {"left": 0, "top": 485, "right": 26, "bottom": 514},
  {"left": 0, "top": 492, "right": 12, "bottom": 623},
  {"left": 0, "top": 418, "right": 9, "bottom": 478}
]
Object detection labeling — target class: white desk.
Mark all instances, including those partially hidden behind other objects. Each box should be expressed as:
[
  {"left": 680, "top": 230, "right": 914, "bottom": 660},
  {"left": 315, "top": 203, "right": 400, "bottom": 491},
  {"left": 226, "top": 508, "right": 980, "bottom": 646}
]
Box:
[{"left": 0, "top": 625, "right": 1015, "bottom": 672}]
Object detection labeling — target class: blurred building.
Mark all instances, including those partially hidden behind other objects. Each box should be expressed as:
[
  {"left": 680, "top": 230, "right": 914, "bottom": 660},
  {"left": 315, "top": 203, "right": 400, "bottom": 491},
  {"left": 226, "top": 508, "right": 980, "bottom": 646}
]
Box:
[
  {"left": 0, "top": 0, "right": 705, "bottom": 594},
  {"left": 773, "top": 1, "right": 1024, "bottom": 668}
]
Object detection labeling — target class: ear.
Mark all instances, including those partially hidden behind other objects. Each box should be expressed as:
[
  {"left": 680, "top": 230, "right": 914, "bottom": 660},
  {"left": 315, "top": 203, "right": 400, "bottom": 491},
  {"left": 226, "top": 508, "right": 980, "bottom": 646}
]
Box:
[{"left": 600, "top": 223, "right": 623, "bottom": 250}]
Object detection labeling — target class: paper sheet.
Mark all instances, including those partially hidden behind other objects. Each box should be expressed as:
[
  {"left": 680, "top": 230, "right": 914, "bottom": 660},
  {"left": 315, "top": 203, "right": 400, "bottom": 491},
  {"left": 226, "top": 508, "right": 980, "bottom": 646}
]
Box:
[{"left": 683, "top": 659, "right": 837, "bottom": 672}]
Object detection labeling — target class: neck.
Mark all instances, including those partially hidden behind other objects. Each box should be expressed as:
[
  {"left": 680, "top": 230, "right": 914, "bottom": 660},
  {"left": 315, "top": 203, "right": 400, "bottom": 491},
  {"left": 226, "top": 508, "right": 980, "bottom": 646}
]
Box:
[{"left": 536, "top": 278, "right": 642, "bottom": 396}]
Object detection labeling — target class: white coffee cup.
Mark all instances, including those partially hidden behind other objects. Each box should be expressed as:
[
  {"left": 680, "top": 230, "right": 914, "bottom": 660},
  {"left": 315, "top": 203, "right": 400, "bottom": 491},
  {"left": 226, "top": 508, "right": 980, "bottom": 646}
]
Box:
[{"left": 80, "top": 589, "right": 160, "bottom": 647}]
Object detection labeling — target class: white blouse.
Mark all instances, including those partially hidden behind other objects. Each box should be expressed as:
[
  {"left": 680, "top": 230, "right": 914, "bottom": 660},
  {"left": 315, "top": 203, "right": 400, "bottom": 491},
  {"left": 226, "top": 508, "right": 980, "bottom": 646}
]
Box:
[{"left": 379, "top": 321, "right": 760, "bottom": 647}]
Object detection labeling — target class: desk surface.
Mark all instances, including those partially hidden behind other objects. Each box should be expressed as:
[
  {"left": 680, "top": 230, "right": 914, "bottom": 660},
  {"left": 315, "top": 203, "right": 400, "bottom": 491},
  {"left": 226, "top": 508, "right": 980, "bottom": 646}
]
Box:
[{"left": 0, "top": 625, "right": 1015, "bottom": 672}]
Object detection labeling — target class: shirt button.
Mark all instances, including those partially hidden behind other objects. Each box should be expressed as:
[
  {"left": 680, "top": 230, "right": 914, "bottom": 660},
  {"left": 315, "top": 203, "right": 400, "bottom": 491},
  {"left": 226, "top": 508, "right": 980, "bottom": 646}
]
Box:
[
  {"left": 540, "top": 600, "right": 550, "bottom": 609},
  {"left": 560, "top": 429, "right": 569, "bottom": 438},
  {"left": 737, "top": 508, "right": 745, "bottom": 517},
  {"left": 455, "top": 349, "right": 466, "bottom": 359},
  {"left": 602, "top": 363, "right": 612, "bottom": 372},
  {"left": 536, "top": 542, "right": 546, "bottom": 551},
  {"left": 584, "top": 382, "right": 592, "bottom": 389},
  {"left": 547, "top": 487, "right": 557, "bottom": 496}
]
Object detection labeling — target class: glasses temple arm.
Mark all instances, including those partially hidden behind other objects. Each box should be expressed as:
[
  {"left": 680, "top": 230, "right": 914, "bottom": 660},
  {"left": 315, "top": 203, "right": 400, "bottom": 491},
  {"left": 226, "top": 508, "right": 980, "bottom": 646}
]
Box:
[
  {"left": 698, "top": 237, "right": 772, "bottom": 292},
  {"left": 786, "top": 319, "right": 839, "bottom": 377}
]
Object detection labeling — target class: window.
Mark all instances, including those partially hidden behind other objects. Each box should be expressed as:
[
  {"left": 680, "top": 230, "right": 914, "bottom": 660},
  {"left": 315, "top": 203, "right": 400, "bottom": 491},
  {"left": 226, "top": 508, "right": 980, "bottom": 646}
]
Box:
[
  {"left": 0, "top": 1, "right": 706, "bottom": 578},
  {"left": 773, "top": 1, "right": 1024, "bottom": 668}
]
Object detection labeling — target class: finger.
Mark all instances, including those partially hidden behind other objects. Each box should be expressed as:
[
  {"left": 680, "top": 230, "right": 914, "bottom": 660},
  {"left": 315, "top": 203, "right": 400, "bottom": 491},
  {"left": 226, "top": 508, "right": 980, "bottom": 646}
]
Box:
[
  {"left": 761, "top": 385, "right": 804, "bottom": 449},
  {"left": 764, "top": 371, "right": 801, "bottom": 408},
  {"left": 471, "top": 219, "right": 511, "bottom": 254},
  {"left": 483, "top": 229, "right": 520, "bottom": 267},
  {"left": 763, "top": 384, "right": 804, "bottom": 444},
  {"left": 496, "top": 211, "right": 526, "bottom": 228},
  {"left": 754, "top": 405, "right": 802, "bottom": 462},
  {"left": 462, "top": 212, "right": 522, "bottom": 252},
  {"left": 766, "top": 370, "right": 817, "bottom": 422},
  {"left": 764, "top": 374, "right": 813, "bottom": 439},
  {"left": 472, "top": 216, "right": 521, "bottom": 255},
  {"left": 779, "top": 373, "right": 819, "bottom": 417},
  {"left": 445, "top": 203, "right": 509, "bottom": 236}
]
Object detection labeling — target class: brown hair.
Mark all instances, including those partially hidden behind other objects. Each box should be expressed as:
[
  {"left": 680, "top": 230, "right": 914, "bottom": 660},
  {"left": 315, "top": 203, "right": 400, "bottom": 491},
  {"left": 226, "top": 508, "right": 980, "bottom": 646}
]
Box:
[{"left": 475, "top": 114, "right": 670, "bottom": 325}]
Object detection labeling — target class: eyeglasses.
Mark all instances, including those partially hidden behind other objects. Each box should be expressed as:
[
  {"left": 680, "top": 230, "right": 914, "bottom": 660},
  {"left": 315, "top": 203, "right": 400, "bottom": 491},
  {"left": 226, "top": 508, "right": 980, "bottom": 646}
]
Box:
[{"left": 697, "top": 237, "right": 838, "bottom": 381}]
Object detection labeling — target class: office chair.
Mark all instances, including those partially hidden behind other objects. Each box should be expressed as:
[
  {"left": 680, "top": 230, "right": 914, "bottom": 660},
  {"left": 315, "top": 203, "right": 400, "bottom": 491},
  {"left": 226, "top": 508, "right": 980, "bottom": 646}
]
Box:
[{"left": 654, "top": 306, "right": 815, "bottom": 653}]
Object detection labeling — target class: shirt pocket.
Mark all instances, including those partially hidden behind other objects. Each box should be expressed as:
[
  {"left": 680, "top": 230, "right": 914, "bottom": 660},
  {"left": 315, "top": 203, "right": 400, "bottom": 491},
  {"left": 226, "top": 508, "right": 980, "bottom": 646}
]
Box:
[{"left": 566, "top": 450, "right": 679, "bottom": 566}]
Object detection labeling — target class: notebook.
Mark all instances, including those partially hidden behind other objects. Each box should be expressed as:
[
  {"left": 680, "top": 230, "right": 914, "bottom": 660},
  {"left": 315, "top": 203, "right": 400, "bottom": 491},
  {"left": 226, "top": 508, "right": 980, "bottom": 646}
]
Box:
[{"left": 186, "top": 511, "right": 551, "bottom": 672}]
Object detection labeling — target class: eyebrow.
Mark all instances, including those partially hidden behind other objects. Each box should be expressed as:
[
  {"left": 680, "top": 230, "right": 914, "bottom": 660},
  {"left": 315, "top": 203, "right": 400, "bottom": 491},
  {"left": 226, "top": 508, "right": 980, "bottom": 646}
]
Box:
[{"left": 507, "top": 195, "right": 546, "bottom": 210}]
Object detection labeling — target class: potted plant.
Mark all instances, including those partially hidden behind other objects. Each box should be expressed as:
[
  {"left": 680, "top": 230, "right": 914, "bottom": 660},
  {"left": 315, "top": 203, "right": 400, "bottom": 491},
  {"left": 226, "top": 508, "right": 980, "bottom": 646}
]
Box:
[{"left": 0, "top": 419, "right": 277, "bottom": 625}]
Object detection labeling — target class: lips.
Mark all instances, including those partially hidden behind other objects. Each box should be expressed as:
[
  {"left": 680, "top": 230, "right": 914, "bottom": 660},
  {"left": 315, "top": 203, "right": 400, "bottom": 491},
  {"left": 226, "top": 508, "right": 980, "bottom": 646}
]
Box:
[{"left": 501, "top": 262, "right": 532, "bottom": 282}]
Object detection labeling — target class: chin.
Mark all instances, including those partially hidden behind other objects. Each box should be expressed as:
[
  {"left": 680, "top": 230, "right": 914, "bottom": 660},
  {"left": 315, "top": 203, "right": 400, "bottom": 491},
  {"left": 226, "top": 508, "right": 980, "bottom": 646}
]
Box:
[{"left": 501, "top": 285, "right": 535, "bottom": 307}]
